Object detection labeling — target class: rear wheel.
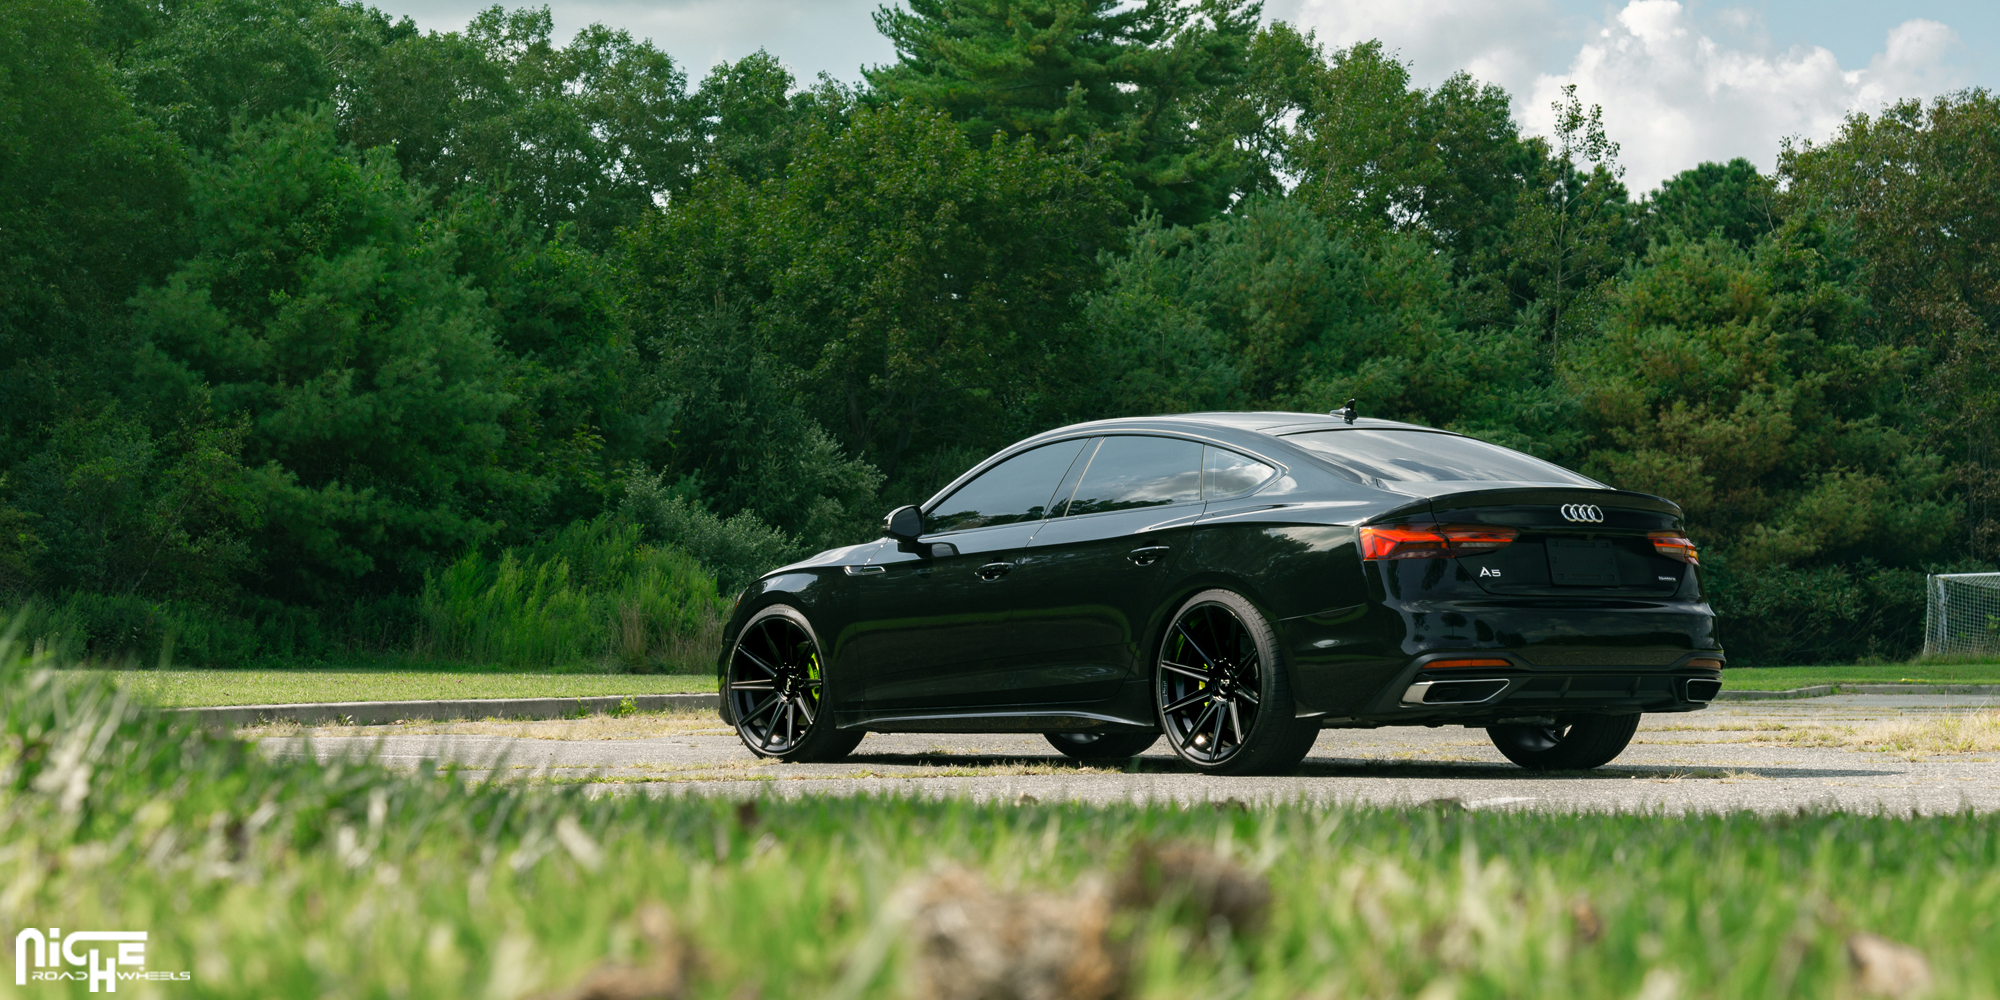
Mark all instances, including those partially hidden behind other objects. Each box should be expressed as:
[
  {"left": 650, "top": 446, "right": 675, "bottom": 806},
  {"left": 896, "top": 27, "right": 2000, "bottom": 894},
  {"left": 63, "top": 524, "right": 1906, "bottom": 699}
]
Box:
[
  {"left": 727, "top": 606, "right": 863, "bottom": 762},
  {"left": 1487, "top": 714, "right": 1640, "bottom": 770},
  {"left": 1154, "top": 590, "right": 1316, "bottom": 775},
  {"left": 1044, "top": 732, "right": 1158, "bottom": 760}
]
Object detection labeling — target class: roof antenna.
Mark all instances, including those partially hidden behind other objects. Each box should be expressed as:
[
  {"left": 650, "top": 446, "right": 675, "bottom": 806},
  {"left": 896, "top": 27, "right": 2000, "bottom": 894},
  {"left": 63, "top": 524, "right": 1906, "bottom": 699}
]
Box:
[{"left": 1331, "top": 398, "right": 1358, "bottom": 424}]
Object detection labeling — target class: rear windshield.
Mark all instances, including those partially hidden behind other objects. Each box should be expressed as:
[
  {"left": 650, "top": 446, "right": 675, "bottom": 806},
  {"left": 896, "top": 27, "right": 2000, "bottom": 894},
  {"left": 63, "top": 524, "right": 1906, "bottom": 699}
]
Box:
[{"left": 1282, "top": 429, "right": 1598, "bottom": 488}]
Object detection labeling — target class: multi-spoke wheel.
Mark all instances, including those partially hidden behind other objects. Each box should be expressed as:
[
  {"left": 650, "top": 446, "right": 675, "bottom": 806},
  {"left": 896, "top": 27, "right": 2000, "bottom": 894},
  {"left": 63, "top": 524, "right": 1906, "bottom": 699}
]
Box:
[
  {"left": 726, "top": 606, "right": 864, "bottom": 762},
  {"left": 1487, "top": 714, "right": 1639, "bottom": 770},
  {"left": 1154, "top": 590, "right": 1317, "bottom": 775}
]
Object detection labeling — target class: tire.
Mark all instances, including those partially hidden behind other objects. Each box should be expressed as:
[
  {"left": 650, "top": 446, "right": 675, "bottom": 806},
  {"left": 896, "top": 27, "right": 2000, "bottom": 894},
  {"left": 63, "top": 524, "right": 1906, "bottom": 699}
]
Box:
[
  {"left": 1044, "top": 732, "right": 1159, "bottom": 760},
  {"left": 1153, "top": 589, "right": 1317, "bottom": 775},
  {"left": 725, "top": 605, "right": 863, "bottom": 762},
  {"left": 1487, "top": 714, "right": 1640, "bottom": 770}
]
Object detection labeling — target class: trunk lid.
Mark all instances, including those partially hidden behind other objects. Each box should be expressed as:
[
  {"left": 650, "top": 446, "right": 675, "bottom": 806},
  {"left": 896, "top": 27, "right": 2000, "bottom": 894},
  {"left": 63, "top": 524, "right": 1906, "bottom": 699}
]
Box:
[{"left": 1408, "top": 487, "right": 1689, "bottom": 597}]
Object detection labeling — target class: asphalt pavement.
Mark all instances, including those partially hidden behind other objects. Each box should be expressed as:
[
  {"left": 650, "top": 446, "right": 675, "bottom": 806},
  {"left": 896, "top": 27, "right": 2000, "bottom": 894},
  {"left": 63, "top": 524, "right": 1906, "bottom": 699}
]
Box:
[{"left": 260, "top": 694, "right": 2000, "bottom": 814}]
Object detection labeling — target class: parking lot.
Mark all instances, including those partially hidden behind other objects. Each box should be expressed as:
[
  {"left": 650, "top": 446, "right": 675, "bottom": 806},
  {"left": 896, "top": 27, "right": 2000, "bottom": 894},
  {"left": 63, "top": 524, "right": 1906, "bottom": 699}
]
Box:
[{"left": 260, "top": 693, "right": 2000, "bottom": 814}]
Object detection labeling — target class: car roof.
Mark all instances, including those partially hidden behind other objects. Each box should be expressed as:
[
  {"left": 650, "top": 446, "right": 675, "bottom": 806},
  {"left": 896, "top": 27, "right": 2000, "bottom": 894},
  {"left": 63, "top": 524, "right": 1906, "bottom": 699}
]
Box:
[{"left": 1029, "top": 411, "right": 1455, "bottom": 440}]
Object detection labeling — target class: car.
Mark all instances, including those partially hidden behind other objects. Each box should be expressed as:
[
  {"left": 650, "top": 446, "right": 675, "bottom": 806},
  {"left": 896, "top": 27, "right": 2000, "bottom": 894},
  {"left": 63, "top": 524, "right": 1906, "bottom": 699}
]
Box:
[{"left": 716, "top": 411, "right": 1724, "bottom": 774}]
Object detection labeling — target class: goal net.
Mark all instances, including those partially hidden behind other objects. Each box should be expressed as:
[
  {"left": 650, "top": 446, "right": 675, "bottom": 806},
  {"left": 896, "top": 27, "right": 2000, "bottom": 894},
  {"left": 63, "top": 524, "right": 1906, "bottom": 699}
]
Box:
[{"left": 1924, "top": 573, "right": 2000, "bottom": 658}]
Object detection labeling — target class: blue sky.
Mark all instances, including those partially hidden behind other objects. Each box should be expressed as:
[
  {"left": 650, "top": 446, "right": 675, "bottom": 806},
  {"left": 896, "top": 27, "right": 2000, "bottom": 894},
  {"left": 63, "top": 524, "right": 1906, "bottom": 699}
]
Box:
[{"left": 387, "top": 1, "right": 1996, "bottom": 192}]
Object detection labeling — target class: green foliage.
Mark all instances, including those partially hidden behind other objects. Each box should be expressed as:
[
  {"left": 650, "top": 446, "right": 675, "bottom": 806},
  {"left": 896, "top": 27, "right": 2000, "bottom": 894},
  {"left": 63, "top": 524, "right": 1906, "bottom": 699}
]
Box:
[
  {"left": 1644, "top": 158, "right": 1782, "bottom": 249},
  {"left": 1, "top": 0, "right": 1990, "bottom": 669},
  {"left": 1781, "top": 91, "right": 2000, "bottom": 562},
  {"left": 417, "top": 518, "right": 724, "bottom": 672},
  {"left": 6, "top": 406, "right": 263, "bottom": 599},
  {"left": 616, "top": 470, "right": 802, "bottom": 597},
  {"left": 0, "top": 0, "right": 188, "bottom": 466},
  {"left": 1, "top": 589, "right": 417, "bottom": 666},
  {"left": 868, "top": 0, "right": 1263, "bottom": 224},
  {"left": 624, "top": 100, "right": 1121, "bottom": 479},
  {"left": 131, "top": 107, "right": 521, "bottom": 599}
]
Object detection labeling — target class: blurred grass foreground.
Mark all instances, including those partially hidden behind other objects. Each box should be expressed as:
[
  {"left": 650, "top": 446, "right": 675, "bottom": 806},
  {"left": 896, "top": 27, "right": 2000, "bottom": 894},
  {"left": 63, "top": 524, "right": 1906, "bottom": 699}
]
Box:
[{"left": 4, "top": 651, "right": 1998, "bottom": 998}]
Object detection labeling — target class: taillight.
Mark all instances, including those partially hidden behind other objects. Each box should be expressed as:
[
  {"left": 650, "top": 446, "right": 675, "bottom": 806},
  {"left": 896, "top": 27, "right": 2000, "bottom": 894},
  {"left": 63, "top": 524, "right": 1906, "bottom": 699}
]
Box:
[
  {"left": 1360, "top": 524, "right": 1519, "bottom": 560},
  {"left": 1649, "top": 532, "right": 1699, "bottom": 565}
]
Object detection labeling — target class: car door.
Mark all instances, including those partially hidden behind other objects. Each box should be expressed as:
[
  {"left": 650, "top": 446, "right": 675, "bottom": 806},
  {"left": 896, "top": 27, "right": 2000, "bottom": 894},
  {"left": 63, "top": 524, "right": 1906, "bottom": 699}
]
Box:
[
  {"left": 847, "top": 439, "right": 1092, "bottom": 712},
  {"left": 1012, "top": 435, "right": 1208, "bottom": 705}
]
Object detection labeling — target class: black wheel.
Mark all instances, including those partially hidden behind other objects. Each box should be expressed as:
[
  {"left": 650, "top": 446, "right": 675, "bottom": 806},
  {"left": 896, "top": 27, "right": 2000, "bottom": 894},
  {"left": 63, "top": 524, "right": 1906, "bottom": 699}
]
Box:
[
  {"left": 1044, "top": 732, "right": 1159, "bottom": 760},
  {"left": 1154, "top": 590, "right": 1316, "bottom": 775},
  {"left": 1487, "top": 714, "right": 1640, "bottom": 770},
  {"left": 727, "top": 606, "right": 863, "bottom": 762}
]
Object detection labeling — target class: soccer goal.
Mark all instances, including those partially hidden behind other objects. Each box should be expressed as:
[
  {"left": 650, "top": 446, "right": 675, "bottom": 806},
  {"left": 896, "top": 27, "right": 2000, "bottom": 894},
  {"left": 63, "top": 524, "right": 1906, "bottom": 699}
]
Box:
[{"left": 1924, "top": 573, "right": 2000, "bottom": 658}]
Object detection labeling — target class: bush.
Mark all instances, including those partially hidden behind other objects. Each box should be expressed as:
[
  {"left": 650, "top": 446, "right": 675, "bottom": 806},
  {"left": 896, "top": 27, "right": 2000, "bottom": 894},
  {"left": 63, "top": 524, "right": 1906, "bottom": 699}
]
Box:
[
  {"left": 2, "top": 590, "right": 417, "bottom": 667},
  {"left": 1706, "top": 560, "right": 1928, "bottom": 666},
  {"left": 416, "top": 518, "right": 725, "bottom": 672},
  {"left": 617, "top": 470, "right": 803, "bottom": 596}
]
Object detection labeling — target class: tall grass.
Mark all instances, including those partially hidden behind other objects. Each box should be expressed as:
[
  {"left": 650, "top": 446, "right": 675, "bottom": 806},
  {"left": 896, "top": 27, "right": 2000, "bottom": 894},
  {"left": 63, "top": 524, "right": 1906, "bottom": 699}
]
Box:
[
  {"left": 5, "top": 648, "right": 2000, "bottom": 998},
  {"left": 416, "top": 518, "right": 726, "bottom": 673}
]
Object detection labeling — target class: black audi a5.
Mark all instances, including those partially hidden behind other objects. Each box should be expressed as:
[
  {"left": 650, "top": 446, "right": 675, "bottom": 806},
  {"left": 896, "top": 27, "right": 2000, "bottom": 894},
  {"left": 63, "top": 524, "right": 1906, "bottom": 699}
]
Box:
[{"left": 716, "top": 411, "right": 1725, "bottom": 775}]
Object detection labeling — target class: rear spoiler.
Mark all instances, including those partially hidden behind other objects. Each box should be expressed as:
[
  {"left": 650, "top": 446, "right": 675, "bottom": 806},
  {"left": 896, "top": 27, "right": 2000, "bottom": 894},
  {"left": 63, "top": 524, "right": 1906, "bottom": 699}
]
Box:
[{"left": 1362, "top": 487, "right": 1683, "bottom": 523}]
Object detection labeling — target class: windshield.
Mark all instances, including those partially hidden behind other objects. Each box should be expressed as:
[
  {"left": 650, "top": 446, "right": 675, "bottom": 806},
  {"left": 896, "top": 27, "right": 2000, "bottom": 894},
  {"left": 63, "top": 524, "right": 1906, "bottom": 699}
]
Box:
[{"left": 1282, "top": 429, "right": 1599, "bottom": 488}]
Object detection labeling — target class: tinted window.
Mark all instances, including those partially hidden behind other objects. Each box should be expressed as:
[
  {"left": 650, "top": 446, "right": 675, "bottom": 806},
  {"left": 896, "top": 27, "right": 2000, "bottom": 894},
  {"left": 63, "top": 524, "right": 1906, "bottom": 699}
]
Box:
[
  {"left": 1203, "top": 447, "right": 1274, "bottom": 499},
  {"left": 927, "top": 440, "right": 1089, "bottom": 533},
  {"left": 1283, "top": 429, "right": 1597, "bottom": 487},
  {"left": 1061, "top": 436, "right": 1203, "bottom": 516}
]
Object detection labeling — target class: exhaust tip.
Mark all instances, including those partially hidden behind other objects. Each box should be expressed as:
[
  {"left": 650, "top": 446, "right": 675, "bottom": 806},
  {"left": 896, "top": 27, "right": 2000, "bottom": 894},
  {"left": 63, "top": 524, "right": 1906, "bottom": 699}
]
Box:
[
  {"left": 1684, "top": 679, "right": 1722, "bottom": 702},
  {"left": 1402, "top": 679, "right": 1510, "bottom": 706}
]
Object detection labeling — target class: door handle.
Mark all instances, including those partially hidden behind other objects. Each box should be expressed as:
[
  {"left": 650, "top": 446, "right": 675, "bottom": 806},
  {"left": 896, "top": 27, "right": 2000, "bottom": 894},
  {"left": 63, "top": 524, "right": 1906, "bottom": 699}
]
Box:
[
  {"left": 1128, "top": 545, "right": 1171, "bottom": 566},
  {"left": 976, "top": 561, "right": 1015, "bottom": 580}
]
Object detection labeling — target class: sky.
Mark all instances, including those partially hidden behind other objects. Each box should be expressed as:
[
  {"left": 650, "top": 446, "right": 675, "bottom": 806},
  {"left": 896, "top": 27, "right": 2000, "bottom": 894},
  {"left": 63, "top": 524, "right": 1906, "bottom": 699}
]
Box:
[{"left": 384, "top": 0, "right": 1998, "bottom": 193}]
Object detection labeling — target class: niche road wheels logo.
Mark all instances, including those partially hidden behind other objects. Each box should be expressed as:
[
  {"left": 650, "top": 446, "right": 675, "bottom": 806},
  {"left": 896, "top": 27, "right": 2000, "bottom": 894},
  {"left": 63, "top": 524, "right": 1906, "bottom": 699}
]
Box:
[
  {"left": 1559, "top": 504, "right": 1605, "bottom": 523},
  {"left": 15, "top": 928, "right": 190, "bottom": 991}
]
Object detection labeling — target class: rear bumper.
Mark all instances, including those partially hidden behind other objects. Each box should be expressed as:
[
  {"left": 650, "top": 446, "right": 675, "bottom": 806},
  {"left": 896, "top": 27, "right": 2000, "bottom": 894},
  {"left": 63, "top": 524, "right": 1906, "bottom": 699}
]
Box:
[{"left": 1339, "top": 650, "right": 1723, "bottom": 726}]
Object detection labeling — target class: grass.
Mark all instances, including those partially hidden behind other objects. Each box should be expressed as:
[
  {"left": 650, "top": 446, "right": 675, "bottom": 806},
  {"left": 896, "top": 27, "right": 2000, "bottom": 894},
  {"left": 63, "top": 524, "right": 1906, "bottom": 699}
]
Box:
[
  {"left": 1722, "top": 661, "right": 2000, "bottom": 690},
  {"left": 1637, "top": 712, "right": 2000, "bottom": 756},
  {"left": 70, "top": 667, "right": 713, "bottom": 707},
  {"left": 6, "top": 660, "right": 2000, "bottom": 998}
]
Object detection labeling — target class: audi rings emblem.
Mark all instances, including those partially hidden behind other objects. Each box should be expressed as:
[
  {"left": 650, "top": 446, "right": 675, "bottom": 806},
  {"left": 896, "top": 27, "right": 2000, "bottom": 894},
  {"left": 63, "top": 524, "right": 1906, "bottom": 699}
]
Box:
[{"left": 1560, "top": 504, "right": 1605, "bottom": 523}]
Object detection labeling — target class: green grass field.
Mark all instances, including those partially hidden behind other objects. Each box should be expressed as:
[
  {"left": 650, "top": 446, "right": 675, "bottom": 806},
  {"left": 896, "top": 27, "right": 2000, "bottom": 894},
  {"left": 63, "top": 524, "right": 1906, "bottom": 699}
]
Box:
[
  {"left": 5, "top": 663, "right": 1998, "bottom": 999},
  {"left": 76, "top": 668, "right": 714, "bottom": 707},
  {"left": 1722, "top": 661, "right": 2000, "bottom": 691}
]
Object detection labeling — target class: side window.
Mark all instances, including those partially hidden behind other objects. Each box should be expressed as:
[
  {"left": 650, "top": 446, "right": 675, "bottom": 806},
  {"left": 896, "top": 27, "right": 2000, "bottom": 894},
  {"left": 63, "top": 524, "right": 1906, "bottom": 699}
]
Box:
[
  {"left": 1203, "top": 446, "right": 1275, "bottom": 499},
  {"left": 1061, "top": 436, "right": 1203, "bottom": 517},
  {"left": 926, "top": 439, "right": 1090, "bottom": 534}
]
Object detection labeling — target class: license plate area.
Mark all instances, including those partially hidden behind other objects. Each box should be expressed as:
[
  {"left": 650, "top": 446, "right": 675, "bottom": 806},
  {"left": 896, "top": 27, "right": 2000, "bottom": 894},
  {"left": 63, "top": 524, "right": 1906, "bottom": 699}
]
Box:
[{"left": 1546, "top": 538, "right": 1620, "bottom": 586}]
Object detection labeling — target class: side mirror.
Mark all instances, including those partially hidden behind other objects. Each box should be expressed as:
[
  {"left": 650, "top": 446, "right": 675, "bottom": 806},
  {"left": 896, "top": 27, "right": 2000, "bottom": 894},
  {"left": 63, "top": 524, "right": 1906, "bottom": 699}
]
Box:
[{"left": 882, "top": 505, "right": 925, "bottom": 543}]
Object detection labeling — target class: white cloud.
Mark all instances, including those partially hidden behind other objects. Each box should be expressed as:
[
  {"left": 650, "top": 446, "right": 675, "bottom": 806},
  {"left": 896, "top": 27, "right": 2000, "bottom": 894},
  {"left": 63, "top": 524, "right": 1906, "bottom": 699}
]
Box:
[
  {"left": 1285, "top": 0, "right": 1969, "bottom": 194},
  {"left": 1526, "top": 2, "right": 1965, "bottom": 192},
  {"left": 1289, "top": 0, "right": 1562, "bottom": 96}
]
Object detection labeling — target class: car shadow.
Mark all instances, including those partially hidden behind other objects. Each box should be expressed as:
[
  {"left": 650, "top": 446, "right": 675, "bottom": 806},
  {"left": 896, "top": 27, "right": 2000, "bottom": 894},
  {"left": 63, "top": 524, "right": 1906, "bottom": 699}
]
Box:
[{"left": 838, "top": 751, "right": 1901, "bottom": 780}]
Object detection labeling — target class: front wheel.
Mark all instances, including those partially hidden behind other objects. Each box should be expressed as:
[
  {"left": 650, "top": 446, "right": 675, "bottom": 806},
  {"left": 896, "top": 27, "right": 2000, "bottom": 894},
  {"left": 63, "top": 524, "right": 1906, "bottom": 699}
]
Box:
[
  {"left": 1154, "top": 590, "right": 1317, "bottom": 775},
  {"left": 726, "top": 605, "right": 864, "bottom": 762},
  {"left": 1487, "top": 714, "right": 1640, "bottom": 770},
  {"left": 1044, "top": 732, "right": 1159, "bottom": 760}
]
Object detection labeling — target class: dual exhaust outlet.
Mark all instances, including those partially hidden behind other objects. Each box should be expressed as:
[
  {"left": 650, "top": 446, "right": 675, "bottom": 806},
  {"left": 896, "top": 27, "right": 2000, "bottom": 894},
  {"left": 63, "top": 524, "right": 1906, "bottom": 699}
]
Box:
[{"left": 1399, "top": 675, "right": 1724, "bottom": 707}]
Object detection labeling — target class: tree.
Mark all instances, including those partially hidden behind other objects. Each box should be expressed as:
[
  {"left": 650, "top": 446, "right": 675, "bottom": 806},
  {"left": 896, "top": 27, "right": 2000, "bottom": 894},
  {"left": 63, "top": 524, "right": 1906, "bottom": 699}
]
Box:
[
  {"left": 1643, "top": 158, "right": 1781, "bottom": 249},
  {"left": 0, "top": 0, "right": 188, "bottom": 467},
  {"left": 1280, "top": 41, "right": 1538, "bottom": 322},
  {"left": 1781, "top": 91, "right": 2000, "bottom": 561},
  {"left": 867, "top": 0, "right": 1262, "bottom": 225},
  {"left": 1562, "top": 230, "right": 1952, "bottom": 662},
  {"left": 129, "top": 109, "right": 522, "bottom": 600},
  {"left": 625, "top": 102, "right": 1122, "bottom": 483},
  {"left": 1501, "top": 85, "right": 1636, "bottom": 350}
]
